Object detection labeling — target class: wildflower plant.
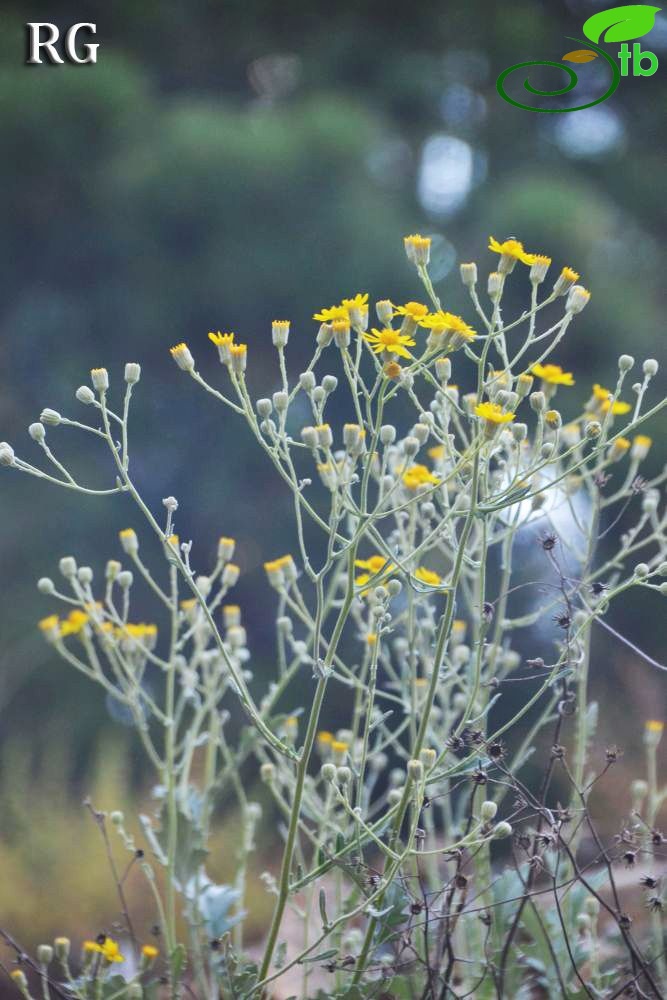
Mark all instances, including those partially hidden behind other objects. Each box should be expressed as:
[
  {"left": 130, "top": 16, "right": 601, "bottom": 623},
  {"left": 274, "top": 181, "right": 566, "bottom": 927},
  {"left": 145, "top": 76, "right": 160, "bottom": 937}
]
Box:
[{"left": 1, "top": 232, "right": 667, "bottom": 999}]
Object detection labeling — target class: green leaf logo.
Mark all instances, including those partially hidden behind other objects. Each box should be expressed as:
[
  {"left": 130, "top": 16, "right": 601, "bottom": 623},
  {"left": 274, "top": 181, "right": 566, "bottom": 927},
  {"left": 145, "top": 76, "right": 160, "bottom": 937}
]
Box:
[{"left": 583, "top": 4, "right": 662, "bottom": 44}]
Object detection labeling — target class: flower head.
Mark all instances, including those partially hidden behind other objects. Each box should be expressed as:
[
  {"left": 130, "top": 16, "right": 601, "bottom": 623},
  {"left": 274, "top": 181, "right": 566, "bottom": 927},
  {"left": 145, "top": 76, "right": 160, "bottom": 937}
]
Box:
[
  {"left": 85, "top": 937, "right": 124, "bottom": 964},
  {"left": 393, "top": 301, "right": 429, "bottom": 322},
  {"left": 414, "top": 566, "right": 442, "bottom": 587},
  {"left": 474, "top": 402, "right": 516, "bottom": 425},
  {"left": 404, "top": 234, "right": 431, "bottom": 266},
  {"left": 170, "top": 343, "right": 195, "bottom": 372},
  {"left": 402, "top": 464, "right": 440, "bottom": 490},
  {"left": 531, "top": 363, "right": 575, "bottom": 387},
  {"left": 364, "top": 327, "right": 416, "bottom": 359},
  {"left": 488, "top": 236, "right": 537, "bottom": 269}
]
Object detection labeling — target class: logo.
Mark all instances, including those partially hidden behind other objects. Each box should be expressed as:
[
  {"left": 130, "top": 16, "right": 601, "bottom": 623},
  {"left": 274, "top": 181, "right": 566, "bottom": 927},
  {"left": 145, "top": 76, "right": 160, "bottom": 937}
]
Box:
[
  {"left": 497, "top": 4, "right": 661, "bottom": 112},
  {"left": 25, "top": 22, "right": 99, "bottom": 65}
]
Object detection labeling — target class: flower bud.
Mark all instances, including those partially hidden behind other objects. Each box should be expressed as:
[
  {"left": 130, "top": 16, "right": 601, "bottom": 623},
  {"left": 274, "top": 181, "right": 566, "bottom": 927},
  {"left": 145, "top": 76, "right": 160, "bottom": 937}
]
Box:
[
  {"left": 316, "top": 323, "right": 334, "bottom": 348},
  {"left": 419, "top": 748, "right": 436, "bottom": 769},
  {"left": 529, "top": 391, "right": 545, "bottom": 413},
  {"left": 29, "top": 422, "right": 46, "bottom": 442},
  {"left": 643, "top": 358, "right": 659, "bottom": 377},
  {"left": 117, "top": 570, "right": 134, "bottom": 589},
  {"left": 321, "top": 762, "right": 337, "bottom": 782},
  {"left": 59, "top": 556, "right": 77, "bottom": 578},
  {"left": 222, "top": 563, "right": 240, "bottom": 587},
  {"left": 40, "top": 408, "right": 62, "bottom": 426},
  {"left": 37, "top": 577, "right": 55, "bottom": 594},
  {"left": 322, "top": 375, "right": 338, "bottom": 394},
  {"left": 403, "top": 436, "right": 420, "bottom": 457},
  {"left": 91, "top": 367, "right": 110, "bottom": 391},
  {"left": 583, "top": 896, "right": 600, "bottom": 917},
  {"left": 78, "top": 566, "right": 93, "bottom": 585},
  {"left": 618, "top": 354, "right": 634, "bottom": 373},
  {"left": 634, "top": 562, "right": 650, "bottom": 579},
  {"left": 272, "top": 320, "right": 290, "bottom": 348},
  {"left": 380, "top": 425, "right": 396, "bottom": 446},
  {"left": 337, "top": 765, "right": 352, "bottom": 786},
  {"left": 565, "top": 285, "right": 591, "bottom": 314},
  {"left": 54, "top": 937, "right": 71, "bottom": 961},
  {"left": 124, "top": 363, "right": 141, "bottom": 384},
  {"left": 273, "top": 391, "right": 288, "bottom": 413},
  {"left": 407, "top": 759, "right": 424, "bottom": 782},
  {"left": 492, "top": 821, "right": 513, "bottom": 839},
  {"left": 376, "top": 299, "right": 394, "bottom": 324},
  {"left": 460, "top": 261, "right": 477, "bottom": 287},
  {"left": 110, "top": 810, "right": 124, "bottom": 826},
  {"left": 301, "top": 426, "right": 318, "bottom": 450},
  {"left": 585, "top": 420, "right": 601, "bottom": 439},
  {"left": 10, "top": 970, "right": 28, "bottom": 992},
  {"left": 37, "top": 945, "right": 54, "bottom": 966},
  {"left": 299, "top": 371, "right": 316, "bottom": 392},
  {"left": 480, "top": 800, "right": 498, "bottom": 822},
  {"left": 487, "top": 271, "right": 503, "bottom": 300},
  {"left": 576, "top": 913, "right": 591, "bottom": 933},
  {"left": 260, "top": 763, "right": 275, "bottom": 783},
  {"left": 0, "top": 443, "right": 15, "bottom": 466},
  {"left": 76, "top": 386, "right": 96, "bottom": 405}
]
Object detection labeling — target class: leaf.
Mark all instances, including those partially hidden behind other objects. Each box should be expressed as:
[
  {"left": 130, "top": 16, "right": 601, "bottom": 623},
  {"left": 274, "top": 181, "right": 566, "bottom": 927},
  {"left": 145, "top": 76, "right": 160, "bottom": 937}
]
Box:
[
  {"left": 562, "top": 49, "right": 599, "bottom": 62},
  {"left": 583, "top": 4, "right": 661, "bottom": 44}
]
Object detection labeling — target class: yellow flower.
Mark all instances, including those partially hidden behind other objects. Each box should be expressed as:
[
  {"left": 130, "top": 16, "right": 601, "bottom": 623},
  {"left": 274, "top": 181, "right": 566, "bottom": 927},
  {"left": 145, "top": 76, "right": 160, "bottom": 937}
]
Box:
[
  {"left": 632, "top": 435, "right": 652, "bottom": 460},
  {"left": 363, "top": 327, "right": 416, "bottom": 359},
  {"left": 414, "top": 567, "right": 442, "bottom": 587},
  {"left": 383, "top": 360, "right": 403, "bottom": 379},
  {"left": 428, "top": 445, "right": 445, "bottom": 460},
  {"left": 208, "top": 331, "right": 235, "bottom": 348},
  {"left": 366, "top": 633, "right": 378, "bottom": 645},
  {"left": 419, "top": 311, "right": 476, "bottom": 340},
  {"left": 228, "top": 342, "right": 248, "bottom": 374},
  {"left": 313, "top": 304, "right": 349, "bottom": 323},
  {"left": 355, "top": 555, "right": 390, "bottom": 573},
  {"left": 645, "top": 719, "right": 664, "bottom": 746},
  {"left": 141, "top": 944, "right": 159, "bottom": 961},
  {"left": 169, "top": 343, "right": 195, "bottom": 371},
  {"left": 85, "top": 937, "right": 124, "bottom": 963},
  {"left": 393, "top": 301, "right": 429, "bottom": 321},
  {"left": 317, "top": 730, "right": 333, "bottom": 748},
  {"left": 531, "top": 254, "right": 552, "bottom": 267},
  {"left": 531, "top": 363, "right": 575, "bottom": 387},
  {"left": 488, "top": 236, "right": 537, "bottom": 266},
  {"left": 403, "top": 464, "right": 440, "bottom": 490},
  {"left": 38, "top": 614, "right": 60, "bottom": 634},
  {"left": 646, "top": 720, "right": 664, "bottom": 733},
  {"left": 474, "top": 402, "right": 516, "bottom": 425},
  {"left": 404, "top": 233, "right": 431, "bottom": 265},
  {"left": 331, "top": 739, "right": 349, "bottom": 754},
  {"left": 59, "top": 609, "right": 89, "bottom": 637}
]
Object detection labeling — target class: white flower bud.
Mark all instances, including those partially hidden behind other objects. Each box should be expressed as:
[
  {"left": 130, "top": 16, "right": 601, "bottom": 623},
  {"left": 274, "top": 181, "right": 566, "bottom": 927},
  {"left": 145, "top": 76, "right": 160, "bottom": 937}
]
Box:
[
  {"left": 411, "top": 423, "right": 430, "bottom": 445},
  {"left": 386, "top": 579, "right": 402, "bottom": 598},
  {"left": 435, "top": 357, "right": 452, "bottom": 383},
  {"left": 301, "top": 426, "right": 318, "bottom": 449},
  {"left": 565, "top": 285, "right": 591, "bottom": 314},
  {"left": 37, "top": 945, "right": 54, "bottom": 966},
  {"left": 585, "top": 420, "right": 601, "bottom": 439},
  {"left": 643, "top": 358, "right": 659, "bottom": 377},
  {"left": 29, "top": 422, "right": 46, "bottom": 442},
  {"left": 110, "top": 810, "right": 124, "bottom": 826},
  {"left": 419, "top": 748, "right": 437, "bottom": 768},
  {"left": 59, "top": 556, "right": 77, "bottom": 578},
  {"left": 91, "top": 367, "right": 110, "bottom": 391},
  {"left": 316, "top": 322, "right": 334, "bottom": 347},
  {"left": 492, "top": 821, "right": 513, "bottom": 839},
  {"left": 403, "top": 436, "right": 420, "bottom": 457},
  {"left": 322, "top": 375, "right": 338, "bottom": 393},
  {"left": 40, "top": 408, "right": 62, "bottom": 426},
  {"left": 460, "top": 261, "right": 477, "bottom": 287},
  {"left": 222, "top": 563, "right": 240, "bottom": 587},
  {"left": 117, "top": 570, "right": 134, "bottom": 589},
  {"left": 407, "top": 759, "right": 424, "bottom": 782},
  {"left": 273, "top": 391, "right": 288, "bottom": 412},
  {"left": 256, "top": 398, "right": 272, "bottom": 418},
  {"left": 487, "top": 271, "right": 503, "bottom": 299},
  {"left": 321, "top": 762, "right": 337, "bottom": 782},
  {"left": 54, "top": 937, "right": 71, "bottom": 961},
  {"left": 0, "top": 443, "right": 15, "bottom": 466},
  {"left": 529, "top": 391, "right": 545, "bottom": 413},
  {"left": 76, "top": 385, "right": 96, "bottom": 404},
  {"left": 634, "top": 563, "right": 650, "bottom": 579},
  {"left": 78, "top": 566, "right": 93, "bottom": 585},
  {"left": 299, "top": 371, "right": 316, "bottom": 392},
  {"left": 480, "top": 800, "right": 498, "bottom": 822},
  {"left": 337, "top": 765, "right": 352, "bottom": 785},
  {"left": 271, "top": 320, "right": 290, "bottom": 348},
  {"left": 380, "top": 425, "right": 396, "bottom": 445},
  {"left": 162, "top": 495, "right": 178, "bottom": 513},
  {"left": 316, "top": 424, "right": 333, "bottom": 448},
  {"left": 37, "top": 577, "right": 55, "bottom": 596},
  {"left": 618, "top": 355, "right": 634, "bottom": 373},
  {"left": 106, "top": 560, "right": 121, "bottom": 580},
  {"left": 124, "top": 362, "right": 141, "bottom": 384},
  {"left": 260, "top": 763, "right": 275, "bottom": 783},
  {"left": 376, "top": 300, "right": 394, "bottom": 324}
]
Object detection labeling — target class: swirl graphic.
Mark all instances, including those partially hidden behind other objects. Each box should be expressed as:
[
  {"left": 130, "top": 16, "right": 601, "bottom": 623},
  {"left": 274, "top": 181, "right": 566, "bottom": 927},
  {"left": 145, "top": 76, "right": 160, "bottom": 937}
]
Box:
[{"left": 496, "top": 37, "right": 620, "bottom": 113}]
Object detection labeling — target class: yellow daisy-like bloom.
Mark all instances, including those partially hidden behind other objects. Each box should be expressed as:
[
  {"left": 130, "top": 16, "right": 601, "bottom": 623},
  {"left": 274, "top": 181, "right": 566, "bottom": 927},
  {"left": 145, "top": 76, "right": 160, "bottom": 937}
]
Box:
[
  {"left": 317, "top": 730, "right": 333, "bottom": 747},
  {"left": 59, "top": 609, "right": 89, "bottom": 637},
  {"left": 141, "top": 945, "right": 159, "bottom": 960},
  {"left": 419, "top": 311, "right": 476, "bottom": 340},
  {"left": 561, "top": 266, "right": 580, "bottom": 284},
  {"left": 313, "top": 304, "right": 349, "bottom": 323},
  {"left": 341, "top": 292, "right": 368, "bottom": 312},
  {"left": 488, "top": 236, "right": 537, "bottom": 266},
  {"left": 363, "top": 327, "right": 416, "bottom": 359},
  {"left": 403, "top": 464, "right": 440, "bottom": 490},
  {"left": 603, "top": 398, "right": 631, "bottom": 416},
  {"left": 393, "top": 301, "right": 429, "bottom": 321},
  {"left": 531, "top": 254, "right": 552, "bottom": 267},
  {"left": 531, "top": 363, "right": 575, "bottom": 387},
  {"left": 474, "top": 402, "right": 516, "bottom": 425},
  {"left": 208, "top": 331, "right": 234, "bottom": 349},
  {"left": 38, "top": 614, "right": 61, "bottom": 638},
  {"left": 415, "top": 567, "right": 442, "bottom": 587},
  {"left": 355, "top": 554, "right": 391, "bottom": 574},
  {"left": 86, "top": 937, "right": 124, "bottom": 964}
]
